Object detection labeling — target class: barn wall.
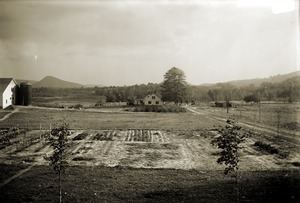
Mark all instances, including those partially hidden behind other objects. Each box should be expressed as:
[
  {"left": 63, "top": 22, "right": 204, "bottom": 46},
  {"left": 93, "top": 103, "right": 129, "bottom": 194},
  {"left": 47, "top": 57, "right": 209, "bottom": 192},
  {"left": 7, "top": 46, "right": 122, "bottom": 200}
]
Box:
[{"left": 2, "top": 80, "right": 17, "bottom": 109}]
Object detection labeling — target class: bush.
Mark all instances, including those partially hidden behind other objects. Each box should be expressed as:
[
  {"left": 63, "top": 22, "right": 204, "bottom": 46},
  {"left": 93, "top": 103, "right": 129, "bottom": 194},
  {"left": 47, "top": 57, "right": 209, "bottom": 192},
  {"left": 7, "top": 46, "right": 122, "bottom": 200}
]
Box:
[
  {"left": 132, "top": 105, "right": 186, "bottom": 113},
  {"left": 70, "top": 104, "right": 83, "bottom": 109},
  {"left": 254, "top": 141, "right": 279, "bottom": 154},
  {"left": 243, "top": 94, "right": 259, "bottom": 103}
]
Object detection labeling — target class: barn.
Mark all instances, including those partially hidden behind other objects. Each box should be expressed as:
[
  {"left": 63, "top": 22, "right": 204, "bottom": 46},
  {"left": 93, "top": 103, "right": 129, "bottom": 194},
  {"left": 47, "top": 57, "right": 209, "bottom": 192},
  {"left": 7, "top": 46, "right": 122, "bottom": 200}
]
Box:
[
  {"left": 0, "top": 78, "right": 32, "bottom": 109},
  {"left": 0, "top": 78, "right": 18, "bottom": 109},
  {"left": 143, "top": 94, "right": 162, "bottom": 106}
]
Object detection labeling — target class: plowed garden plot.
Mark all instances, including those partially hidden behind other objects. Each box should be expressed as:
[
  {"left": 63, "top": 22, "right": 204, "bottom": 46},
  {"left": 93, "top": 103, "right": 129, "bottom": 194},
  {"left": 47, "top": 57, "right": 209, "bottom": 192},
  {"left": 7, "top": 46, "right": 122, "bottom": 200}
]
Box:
[
  {"left": 92, "top": 131, "right": 115, "bottom": 141},
  {"left": 123, "top": 129, "right": 168, "bottom": 143},
  {"left": 0, "top": 129, "right": 298, "bottom": 172}
]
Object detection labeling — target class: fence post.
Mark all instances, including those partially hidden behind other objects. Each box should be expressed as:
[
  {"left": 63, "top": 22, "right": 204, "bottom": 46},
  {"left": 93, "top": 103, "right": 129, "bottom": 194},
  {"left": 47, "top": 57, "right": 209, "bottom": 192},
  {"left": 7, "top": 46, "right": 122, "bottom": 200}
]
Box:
[{"left": 277, "top": 111, "right": 280, "bottom": 136}]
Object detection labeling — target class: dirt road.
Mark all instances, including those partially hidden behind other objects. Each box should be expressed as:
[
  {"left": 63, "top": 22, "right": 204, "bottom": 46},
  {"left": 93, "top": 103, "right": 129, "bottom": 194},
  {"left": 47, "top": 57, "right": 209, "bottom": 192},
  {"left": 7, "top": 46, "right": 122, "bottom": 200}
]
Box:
[{"left": 185, "top": 106, "right": 300, "bottom": 147}]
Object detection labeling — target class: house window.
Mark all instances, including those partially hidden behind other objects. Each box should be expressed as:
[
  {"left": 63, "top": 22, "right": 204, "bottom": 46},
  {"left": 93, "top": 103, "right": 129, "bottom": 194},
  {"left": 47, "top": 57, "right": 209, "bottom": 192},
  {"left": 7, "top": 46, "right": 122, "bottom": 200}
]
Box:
[
  {"left": 148, "top": 101, "right": 152, "bottom": 104},
  {"left": 6, "top": 99, "right": 7, "bottom": 104},
  {"left": 156, "top": 101, "right": 159, "bottom": 105},
  {"left": 152, "top": 96, "right": 155, "bottom": 99}
]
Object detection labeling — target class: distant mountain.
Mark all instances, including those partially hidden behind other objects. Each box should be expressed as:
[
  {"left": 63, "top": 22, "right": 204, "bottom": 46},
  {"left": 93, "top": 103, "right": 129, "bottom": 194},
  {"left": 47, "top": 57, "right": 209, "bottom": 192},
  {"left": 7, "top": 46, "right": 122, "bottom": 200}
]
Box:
[
  {"left": 226, "top": 71, "right": 300, "bottom": 87},
  {"left": 33, "top": 76, "right": 83, "bottom": 88}
]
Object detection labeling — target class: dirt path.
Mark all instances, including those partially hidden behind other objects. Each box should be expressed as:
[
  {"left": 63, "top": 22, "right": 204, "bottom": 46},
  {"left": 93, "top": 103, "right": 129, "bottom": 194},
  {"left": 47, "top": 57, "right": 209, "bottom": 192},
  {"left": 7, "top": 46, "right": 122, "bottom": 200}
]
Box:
[{"left": 0, "top": 108, "right": 19, "bottom": 122}]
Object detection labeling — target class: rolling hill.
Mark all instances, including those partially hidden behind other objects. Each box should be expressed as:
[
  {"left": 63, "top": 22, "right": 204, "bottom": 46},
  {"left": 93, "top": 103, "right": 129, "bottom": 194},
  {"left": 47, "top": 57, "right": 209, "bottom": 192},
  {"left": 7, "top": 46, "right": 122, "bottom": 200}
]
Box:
[
  {"left": 198, "top": 70, "right": 300, "bottom": 87},
  {"left": 226, "top": 71, "right": 300, "bottom": 87},
  {"left": 32, "top": 76, "right": 83, "bottom": 88}
]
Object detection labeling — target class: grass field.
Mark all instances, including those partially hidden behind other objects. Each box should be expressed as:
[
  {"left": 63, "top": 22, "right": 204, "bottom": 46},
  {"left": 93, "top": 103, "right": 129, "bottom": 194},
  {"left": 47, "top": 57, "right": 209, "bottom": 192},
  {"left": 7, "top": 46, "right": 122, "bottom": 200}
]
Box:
[
  {"left": 1, "top": 164, "right": 299, "bottom": 202},
  {"left": 0, "top": 107, "right": 218, "bottom": 130}
]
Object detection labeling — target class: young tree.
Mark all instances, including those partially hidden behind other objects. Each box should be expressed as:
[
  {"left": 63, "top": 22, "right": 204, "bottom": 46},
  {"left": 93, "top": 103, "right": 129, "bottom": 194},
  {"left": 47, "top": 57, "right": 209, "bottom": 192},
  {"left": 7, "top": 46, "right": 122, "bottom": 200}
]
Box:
[
  {"left": 211, "top": 119, "right": 247, "bottom": 174},
  {"left": 45, "top": 122, "right": 70, "bottom": 203},
  {"left": 211, "top": 119, "right": 251, "bottom": 200},
  {"left": 161, "top": 67, "right": 188, "bottom": 104}
]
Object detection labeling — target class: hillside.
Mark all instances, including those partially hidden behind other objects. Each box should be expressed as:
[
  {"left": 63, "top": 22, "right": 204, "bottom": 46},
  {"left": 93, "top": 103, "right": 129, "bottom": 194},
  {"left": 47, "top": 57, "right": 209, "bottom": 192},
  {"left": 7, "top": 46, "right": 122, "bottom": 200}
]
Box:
[
  {"left": 33, "top": 76, "right": 83, "bottom": 88},
  {"left": 226, "top": 71, "right": 300, "bottom": 87}
]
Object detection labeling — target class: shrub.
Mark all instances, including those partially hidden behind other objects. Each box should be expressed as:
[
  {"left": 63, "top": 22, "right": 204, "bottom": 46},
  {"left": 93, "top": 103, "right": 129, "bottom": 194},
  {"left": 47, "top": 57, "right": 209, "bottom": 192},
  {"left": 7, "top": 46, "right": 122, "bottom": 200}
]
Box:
[
  {"left": 243, "top": 94, "right": 259, "bottom": 103},
  {"left": 254, "top": 141, "right": 279, "bottom": 154},
  {"left": 132, "top": 105, "right": 186, "bottom": 113}
]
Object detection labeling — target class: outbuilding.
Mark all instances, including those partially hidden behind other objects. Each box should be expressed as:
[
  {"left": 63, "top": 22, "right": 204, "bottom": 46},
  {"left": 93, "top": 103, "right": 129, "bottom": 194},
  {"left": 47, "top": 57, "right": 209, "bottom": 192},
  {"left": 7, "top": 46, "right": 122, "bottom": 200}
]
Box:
[
  {"left": 0, "top": 78, "right": 18, "bottom": 109},
  {"left": 0, "top": 78, "right": 32, "bottom": 109}
]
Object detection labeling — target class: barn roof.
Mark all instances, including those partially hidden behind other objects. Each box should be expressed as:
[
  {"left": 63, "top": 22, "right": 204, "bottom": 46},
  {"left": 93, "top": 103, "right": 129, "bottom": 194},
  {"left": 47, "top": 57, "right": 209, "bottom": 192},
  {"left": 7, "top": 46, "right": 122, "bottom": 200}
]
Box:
[{"left": 0, "top": 78, "right": 16, "bottom": 93}]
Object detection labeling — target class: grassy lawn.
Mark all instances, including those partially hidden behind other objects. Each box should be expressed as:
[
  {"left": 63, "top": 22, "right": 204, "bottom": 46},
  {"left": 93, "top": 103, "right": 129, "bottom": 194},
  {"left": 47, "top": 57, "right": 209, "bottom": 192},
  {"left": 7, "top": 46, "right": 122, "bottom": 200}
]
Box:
[
  {"left": 0, "top": 164, "right": 299, "bottom": 202},
  {"left": 0, "top": 108, "right": 217, "bottom": 130}
]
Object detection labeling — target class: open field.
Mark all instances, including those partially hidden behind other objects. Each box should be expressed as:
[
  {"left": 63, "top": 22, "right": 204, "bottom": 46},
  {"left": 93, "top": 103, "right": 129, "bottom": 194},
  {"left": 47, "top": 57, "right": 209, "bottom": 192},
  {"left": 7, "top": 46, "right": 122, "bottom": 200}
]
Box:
[
  {"left": 2, "top": 129, "right": 298, "bottom": 170},
  {"left": 1, "top": 164, "right": 299, "bottom": 202},
  {"left": 0, "top": 127, "right": 299, "bottom": 202},
  {"left": 0, "top": 107, "right": 217, "bottom": 130},
  {"left": 194, "top": 102, "right": 300, "bottom": 131},
  {"left": 0, "top": 105, "right": 299, "bottom": 202}
]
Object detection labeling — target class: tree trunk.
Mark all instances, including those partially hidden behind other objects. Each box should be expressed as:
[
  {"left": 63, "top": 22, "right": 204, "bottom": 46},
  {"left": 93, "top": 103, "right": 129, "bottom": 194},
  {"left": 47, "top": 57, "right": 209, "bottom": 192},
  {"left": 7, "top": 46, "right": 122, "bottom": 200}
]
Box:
[
  {"left": 59, "top": 171, "right": 62, "bottom": 203},
  {"left": 236, "top": 170, "right": 240, "bottom": 203}
]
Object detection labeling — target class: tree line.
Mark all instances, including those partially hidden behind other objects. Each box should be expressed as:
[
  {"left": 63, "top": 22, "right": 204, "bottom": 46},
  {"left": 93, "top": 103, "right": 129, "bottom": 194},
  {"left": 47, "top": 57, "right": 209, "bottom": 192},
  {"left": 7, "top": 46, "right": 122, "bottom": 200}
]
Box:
[{"left": 33, "top": 68, "right": 300, "bottom": 103}]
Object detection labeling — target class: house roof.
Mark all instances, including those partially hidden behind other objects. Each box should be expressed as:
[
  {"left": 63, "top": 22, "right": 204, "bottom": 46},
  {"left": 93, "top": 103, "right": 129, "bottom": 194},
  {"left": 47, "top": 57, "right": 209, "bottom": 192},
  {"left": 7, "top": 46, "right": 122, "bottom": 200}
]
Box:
[
  {"left": 0, "top": 78, "right": 16, "bottom": 93},
  {"left": 144, "top": 94, "right": 161, "bottom": 99}
]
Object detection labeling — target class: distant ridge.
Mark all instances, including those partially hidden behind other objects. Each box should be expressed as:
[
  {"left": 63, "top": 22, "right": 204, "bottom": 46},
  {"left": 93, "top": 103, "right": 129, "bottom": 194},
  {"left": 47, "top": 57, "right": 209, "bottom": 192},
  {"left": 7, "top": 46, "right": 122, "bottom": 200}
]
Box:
[
  {"left": 33, "top": 76, "right": 83, "bottom": 88},
  {"left": 197, "top": 70, "right": 300, "bottom": 87},
  {"left": 226, "top": 71, "right": 300, "bottom": 87}
]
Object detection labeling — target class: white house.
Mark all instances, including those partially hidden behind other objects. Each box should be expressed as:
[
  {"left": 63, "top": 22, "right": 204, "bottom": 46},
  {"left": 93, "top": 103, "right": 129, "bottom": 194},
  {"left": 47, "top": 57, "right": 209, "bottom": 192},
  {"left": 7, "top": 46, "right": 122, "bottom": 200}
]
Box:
[
  {"left": 143, "top": 94, "right": 162, "bottom": 106},
  {"left": 0, "top": 78, "right": 17, "bottom": 109}
]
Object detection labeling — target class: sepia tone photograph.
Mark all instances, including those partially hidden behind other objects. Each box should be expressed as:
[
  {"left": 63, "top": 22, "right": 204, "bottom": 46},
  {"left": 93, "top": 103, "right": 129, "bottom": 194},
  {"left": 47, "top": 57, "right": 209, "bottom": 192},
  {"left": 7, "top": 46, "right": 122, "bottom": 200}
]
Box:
[{"left": 0, "top": 0, "right": 299, "bottom": 202}]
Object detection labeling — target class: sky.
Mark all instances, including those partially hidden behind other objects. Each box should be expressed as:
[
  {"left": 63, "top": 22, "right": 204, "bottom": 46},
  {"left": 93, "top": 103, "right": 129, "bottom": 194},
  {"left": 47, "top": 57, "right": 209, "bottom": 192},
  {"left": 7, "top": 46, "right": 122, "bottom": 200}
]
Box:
[{"left": 0, "top": 0, "right": 299, "bottom": 86}]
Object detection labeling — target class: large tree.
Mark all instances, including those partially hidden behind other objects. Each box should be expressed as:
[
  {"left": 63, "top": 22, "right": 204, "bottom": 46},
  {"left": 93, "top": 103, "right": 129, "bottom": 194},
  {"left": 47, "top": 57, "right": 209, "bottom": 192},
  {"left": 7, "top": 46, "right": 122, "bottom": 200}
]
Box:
[{"left": 161, "top": 67, "right": 188, "bottom": 103}]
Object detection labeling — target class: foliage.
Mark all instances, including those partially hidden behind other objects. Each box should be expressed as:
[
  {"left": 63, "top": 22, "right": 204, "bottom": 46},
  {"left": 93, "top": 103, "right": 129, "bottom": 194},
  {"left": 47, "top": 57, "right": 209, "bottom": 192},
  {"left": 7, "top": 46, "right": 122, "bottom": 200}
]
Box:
[
  {"left": 69, "top": 104, "right": 83, "bottom": 109},
  {"left": 161, "top": 67, "right": 188, "bottom": 103},
  {"left": 45, "top": 121, "right": 70, "bottom": 203},
  {"left": 95, "top": 96, "right": 107, "bottom": 106},
  {"left": 94, "top": 83, "right": 161, "bottom": 102},
  {"left": 243, "top": 94, "right": 259, "bottom": 103},
  {"left": 254, "top": 141, "right": 279, "bottom": 154},
  {"left": 211, "top": 119, "right": 248, "bottom": 175},
  {"left": 33, "top": 76, "right": 300, "bottom": 103},
  {"left": 47, "top": 122, "right": 70, "bottom": 174},
  {"left": 132, "top": 105, "right": 186, "bottom": 113}
]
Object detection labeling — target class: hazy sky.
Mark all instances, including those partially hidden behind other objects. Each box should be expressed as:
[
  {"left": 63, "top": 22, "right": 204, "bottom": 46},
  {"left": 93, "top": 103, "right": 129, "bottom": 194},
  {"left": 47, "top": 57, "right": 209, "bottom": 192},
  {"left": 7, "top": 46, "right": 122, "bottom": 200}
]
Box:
[{"left": 0, "top": 0, "right": 299, "bottom": 86}]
